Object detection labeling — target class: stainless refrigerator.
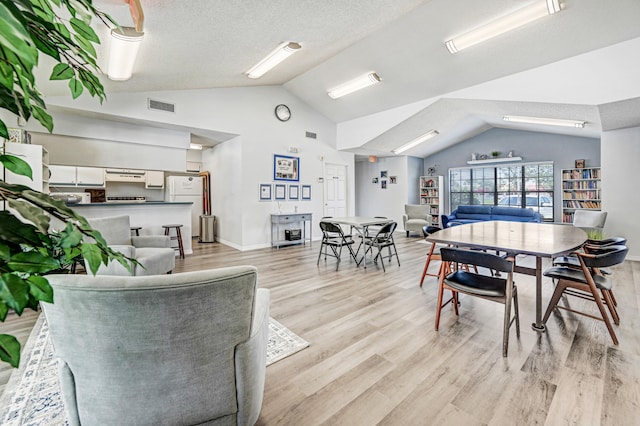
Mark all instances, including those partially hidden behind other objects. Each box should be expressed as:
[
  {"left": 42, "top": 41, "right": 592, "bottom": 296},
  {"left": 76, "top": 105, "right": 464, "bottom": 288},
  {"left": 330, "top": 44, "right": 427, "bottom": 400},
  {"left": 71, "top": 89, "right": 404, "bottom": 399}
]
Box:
[{"left": 165, "top": 176, "right": 203, "bottom": 237}]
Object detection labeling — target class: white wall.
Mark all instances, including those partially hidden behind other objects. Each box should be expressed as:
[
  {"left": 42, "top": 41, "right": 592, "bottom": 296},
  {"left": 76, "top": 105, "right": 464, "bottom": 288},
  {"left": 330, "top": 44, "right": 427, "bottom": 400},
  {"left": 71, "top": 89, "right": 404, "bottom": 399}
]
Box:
[
  {"left": 41, "top": 85, "right": 352, "bottom": 250},
  {"left": 355, "top": 156, "right": 415, "bottom": 229},
  {"left": 601, "top": 126, "right": 640, "bottom": 260}
]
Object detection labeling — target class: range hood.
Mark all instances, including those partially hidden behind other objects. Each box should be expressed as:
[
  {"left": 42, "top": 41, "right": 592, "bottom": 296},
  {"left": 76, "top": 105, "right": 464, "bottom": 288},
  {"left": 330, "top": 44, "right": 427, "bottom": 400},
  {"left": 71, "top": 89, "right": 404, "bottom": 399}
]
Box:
[{"left": 104, "top": 168, "right": 146, "bottom": 182}]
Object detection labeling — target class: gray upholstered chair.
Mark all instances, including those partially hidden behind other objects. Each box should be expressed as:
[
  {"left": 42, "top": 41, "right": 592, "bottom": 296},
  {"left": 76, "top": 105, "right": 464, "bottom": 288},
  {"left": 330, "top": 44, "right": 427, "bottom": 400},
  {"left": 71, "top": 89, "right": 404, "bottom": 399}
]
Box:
[
  {"left": 402, "top": 204, "right": 431, "bottom": 237},
  {"left": 573, "top": 210, "right": 607, "bottom": 232},
  {"left": 42, "top": 266, "right": 270, "bottom": 426},
  {"left": 87, "top": 215, "right": 175, "bottom": 275}
]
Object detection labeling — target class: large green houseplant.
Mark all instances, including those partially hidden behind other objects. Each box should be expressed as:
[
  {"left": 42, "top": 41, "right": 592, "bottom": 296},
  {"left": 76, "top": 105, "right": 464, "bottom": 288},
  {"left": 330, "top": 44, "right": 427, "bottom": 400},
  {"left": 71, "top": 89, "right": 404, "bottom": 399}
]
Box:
[{"left": 0, "top": 0, "right": 130, "bottom": 368}]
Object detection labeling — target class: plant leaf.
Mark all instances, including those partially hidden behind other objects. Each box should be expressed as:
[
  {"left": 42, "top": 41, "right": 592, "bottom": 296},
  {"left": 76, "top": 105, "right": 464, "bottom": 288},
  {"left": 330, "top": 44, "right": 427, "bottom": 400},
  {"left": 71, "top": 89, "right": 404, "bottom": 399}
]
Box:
[
  {"left": 0, "top": 273, "right": 30, "bottom": 314},
  {"left": 58, "top": 223, "right": 82, "bottom": 248},
  {"left": 0, "top": 334, "right": 20, "bottom": 368},
  {"left": 70, "top": 17, "right": 99, "bottom": 43},
  {"left": 81, "top": 243, "right": 103, "bottom": 275},
  {"left": 0, "top": 2, "right": 38, "bottom": 67},
  {"left": 7, "top": 199, "right": 51, "bottom": 234},
  {"left": 7, "top": 252, "right": 60, "bottom": 274},
  {"left": 27, "top": 275, "right": 53, "bottom": 304},
  {"left": 68, "top": 77, "right": 83, "bottom": 99},
  {"left": 31, "top": 105, "right": 53, "bottom": 132},
  {"left": 49, "top": 63, "right": 75, "bottom": 80},
  {"left": 0, "top": 211, "right": 41, "bottom": 246},
  {"left": 0, "top": 154, "right": 32, "bottom": 179}
]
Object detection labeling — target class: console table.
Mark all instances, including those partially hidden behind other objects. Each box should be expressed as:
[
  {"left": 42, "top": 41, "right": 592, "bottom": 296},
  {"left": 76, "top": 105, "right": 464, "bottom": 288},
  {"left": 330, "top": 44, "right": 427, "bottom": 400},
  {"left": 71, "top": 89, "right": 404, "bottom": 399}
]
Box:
[{"left": 271, "top": 213, "right": 312, "bottom": 249}]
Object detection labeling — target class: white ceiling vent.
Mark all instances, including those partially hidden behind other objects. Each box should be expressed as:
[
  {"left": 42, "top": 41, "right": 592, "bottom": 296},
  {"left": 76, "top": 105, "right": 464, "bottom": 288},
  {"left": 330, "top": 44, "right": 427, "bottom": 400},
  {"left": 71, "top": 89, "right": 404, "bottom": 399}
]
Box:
[
  {"left": 305, "top": 131, "right": 317, "bottom": 139},
  {"left": 148, "top": 98, "right": 175, "bottom": 113}
]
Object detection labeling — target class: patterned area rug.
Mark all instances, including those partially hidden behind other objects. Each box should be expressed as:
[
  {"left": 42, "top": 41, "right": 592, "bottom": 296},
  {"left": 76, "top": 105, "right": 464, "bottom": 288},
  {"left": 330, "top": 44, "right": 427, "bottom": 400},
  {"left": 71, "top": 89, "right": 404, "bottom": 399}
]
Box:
[{"left": 0, "top": 314, "right": 308, "bottom": 425}]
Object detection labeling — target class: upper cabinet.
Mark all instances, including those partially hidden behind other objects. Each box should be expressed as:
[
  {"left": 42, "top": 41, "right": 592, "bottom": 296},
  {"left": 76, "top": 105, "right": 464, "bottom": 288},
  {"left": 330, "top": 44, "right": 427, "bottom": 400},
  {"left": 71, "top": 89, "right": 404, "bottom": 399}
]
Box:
[
  {"left": 50, "top": 165, "right": 105, "bottom": 187},
  {"left": 145, "top": 170, "right": 165, "bottom": 189}
]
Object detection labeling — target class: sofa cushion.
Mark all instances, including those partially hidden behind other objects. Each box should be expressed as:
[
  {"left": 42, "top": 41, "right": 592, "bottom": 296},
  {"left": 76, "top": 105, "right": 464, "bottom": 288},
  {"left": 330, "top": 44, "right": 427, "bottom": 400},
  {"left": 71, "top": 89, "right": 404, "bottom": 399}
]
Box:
[
  {"left": 457, "top": 205, "right": 493, "bottom": 215},
  {"left": 491, "top": 206, "right": 535, "bottom": 218}
]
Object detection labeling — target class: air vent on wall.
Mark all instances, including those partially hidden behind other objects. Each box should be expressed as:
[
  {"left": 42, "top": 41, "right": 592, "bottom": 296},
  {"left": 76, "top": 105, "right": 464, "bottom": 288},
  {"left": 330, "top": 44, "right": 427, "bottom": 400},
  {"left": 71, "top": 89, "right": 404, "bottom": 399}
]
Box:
[
  {"left": 305, "top": 131, "right": 317, "bottom": 139},
  {"left": 148, "top": 98, "right": 175, "bottom": 113}
]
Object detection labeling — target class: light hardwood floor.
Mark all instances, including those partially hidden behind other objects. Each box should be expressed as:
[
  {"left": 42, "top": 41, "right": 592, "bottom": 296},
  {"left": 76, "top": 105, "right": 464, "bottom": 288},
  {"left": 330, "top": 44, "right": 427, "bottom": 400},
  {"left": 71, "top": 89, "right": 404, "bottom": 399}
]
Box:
[{"left": 1, "top": 236, "right": 639, "bottom": 425}]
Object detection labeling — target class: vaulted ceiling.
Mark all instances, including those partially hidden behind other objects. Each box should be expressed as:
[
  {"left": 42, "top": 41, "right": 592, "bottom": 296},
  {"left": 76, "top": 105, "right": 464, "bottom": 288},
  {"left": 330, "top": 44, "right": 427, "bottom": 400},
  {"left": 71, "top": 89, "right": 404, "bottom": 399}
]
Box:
[{"left": 41, "top": 0, "right": 640, "bottom": 157}]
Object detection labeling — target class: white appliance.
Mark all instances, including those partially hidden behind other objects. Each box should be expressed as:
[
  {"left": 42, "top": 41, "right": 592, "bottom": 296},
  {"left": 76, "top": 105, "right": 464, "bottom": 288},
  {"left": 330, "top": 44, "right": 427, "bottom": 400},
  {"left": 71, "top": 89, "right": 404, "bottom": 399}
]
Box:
[
  {"left": 50, "top": 192, "right": 91, "bottom": 204},
  {"left": 104, "top": 168, "right": 146, "bottom": 182},
  {"left": 165, "top": 176, "right": 203, "bottom": 237}
]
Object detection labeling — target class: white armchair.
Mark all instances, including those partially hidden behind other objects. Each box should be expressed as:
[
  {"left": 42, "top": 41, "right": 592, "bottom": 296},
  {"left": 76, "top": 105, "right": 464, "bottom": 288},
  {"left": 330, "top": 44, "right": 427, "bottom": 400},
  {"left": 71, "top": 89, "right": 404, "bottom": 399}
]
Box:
[
  {"left": 87, "top": 215, "right": 175, "bottom": 276},
  {"left": 402, "top": 204, "right": 431, "bottom": 237}
]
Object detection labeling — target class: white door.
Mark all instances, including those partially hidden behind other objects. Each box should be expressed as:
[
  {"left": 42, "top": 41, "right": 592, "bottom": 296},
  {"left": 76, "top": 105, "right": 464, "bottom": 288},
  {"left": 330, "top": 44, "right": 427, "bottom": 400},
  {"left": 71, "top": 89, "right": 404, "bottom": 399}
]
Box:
[{"left": 324, "top": 163, "right": 348, "bottom": 217}]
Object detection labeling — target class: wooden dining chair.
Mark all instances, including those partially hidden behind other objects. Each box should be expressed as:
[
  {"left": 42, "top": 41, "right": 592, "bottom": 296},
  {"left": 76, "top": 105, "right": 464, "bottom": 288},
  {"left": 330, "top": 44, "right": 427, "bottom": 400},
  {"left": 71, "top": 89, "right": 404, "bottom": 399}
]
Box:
[
  {"left": 543, "top": 245, "right": 628, "bottom": 345},
  {"left": 436, "top": 248, "right": 520, "bottom": 357},
  {"left": 419, "top": 225, "right": 445, "bottom": 287}
]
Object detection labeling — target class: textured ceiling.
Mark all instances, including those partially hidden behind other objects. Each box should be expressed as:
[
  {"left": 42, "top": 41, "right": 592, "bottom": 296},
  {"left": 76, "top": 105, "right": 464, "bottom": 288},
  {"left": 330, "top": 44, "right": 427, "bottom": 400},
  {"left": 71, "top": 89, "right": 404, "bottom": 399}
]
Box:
[{"left": 37, "top": 0, "right": 640, "bottom": 157}]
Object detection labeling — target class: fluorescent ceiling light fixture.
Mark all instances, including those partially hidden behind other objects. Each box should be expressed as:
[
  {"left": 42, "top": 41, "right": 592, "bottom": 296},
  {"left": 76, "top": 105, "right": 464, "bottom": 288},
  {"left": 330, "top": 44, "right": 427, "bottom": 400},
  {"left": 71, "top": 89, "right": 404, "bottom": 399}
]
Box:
[
  {"left": 445, "top": 0, "right": 561, "bottom": 54},
  {"left": 246, "top": 42, "right": 301, "bottom": 79},
  {"left": 327, "top": 72, "right": 381, "bottom": 99},
  {"left": 108, "top": 27, "right": 144, "bottom": 81},
  {"left": 503, "top": 115, "right": 586, "bottom": 128},
  {"left": 392, "top": 130, "right": 439, "bottom": 154},
  {"left": 189, "top": 143, "right": 203, "bottom": 150}
]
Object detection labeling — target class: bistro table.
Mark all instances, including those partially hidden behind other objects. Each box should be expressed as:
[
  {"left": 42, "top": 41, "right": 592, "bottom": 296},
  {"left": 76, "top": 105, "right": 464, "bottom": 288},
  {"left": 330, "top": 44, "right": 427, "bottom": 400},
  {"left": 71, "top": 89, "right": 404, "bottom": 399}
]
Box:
[
  {"left": 323, "top": 216, "right": 393, "bottom": 267},
  {"left": 426, "top": 221, "right": 587, "bottom": 331}
]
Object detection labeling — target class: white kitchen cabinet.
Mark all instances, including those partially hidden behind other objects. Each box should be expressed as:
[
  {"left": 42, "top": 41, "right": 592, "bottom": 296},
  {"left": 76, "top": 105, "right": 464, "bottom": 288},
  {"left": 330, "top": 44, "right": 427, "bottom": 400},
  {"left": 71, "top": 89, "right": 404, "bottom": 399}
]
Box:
[
  {"left": 145, "top": 170, "right": 165, "bottom": 188},
  {"left": 76, "top": 166, "right": 105, "bottom": 186},
  {"left": 49, "top": 165, "right": 105, "bottom": 187},
  {"left": 2, "top": 142, "right": 49, "bottom": 192}
]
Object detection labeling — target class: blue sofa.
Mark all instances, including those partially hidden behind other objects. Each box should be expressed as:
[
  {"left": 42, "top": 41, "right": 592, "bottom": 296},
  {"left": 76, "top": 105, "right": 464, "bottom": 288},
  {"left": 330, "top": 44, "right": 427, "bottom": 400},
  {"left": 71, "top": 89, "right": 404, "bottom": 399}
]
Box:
[{"left": 442, "top": 205, "right": 542, "bottom": 228}]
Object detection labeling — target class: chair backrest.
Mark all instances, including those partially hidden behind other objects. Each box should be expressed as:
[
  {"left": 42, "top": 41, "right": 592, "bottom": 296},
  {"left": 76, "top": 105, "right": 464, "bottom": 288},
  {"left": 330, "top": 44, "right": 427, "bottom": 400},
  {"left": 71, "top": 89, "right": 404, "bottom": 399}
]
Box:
[
  {"left": 88, "top": 215, "right": 133, "bottom": 245},
  {"left": 440, "top": 247, "right": 514, "bottom": 274},
  {"left": 579, "top": 245, "right": 628, "bottom": 269},
  {"left": 42, "top": 266, "right": 263, "bottom": 425},
  {"left": 404, "top": 204, "right": 428, "bottom": 219},
  {"left": 375, "top": 221, "right": 397, "bottom": 238},
  {"left": 320, "top": 220, "right": 345, "bottom": 236},
  {"left": 422, "top": 225, "right": 442, "bottom": 237},
  {"left": 573, "top": 210, "right": 607, "bottom": 229}
]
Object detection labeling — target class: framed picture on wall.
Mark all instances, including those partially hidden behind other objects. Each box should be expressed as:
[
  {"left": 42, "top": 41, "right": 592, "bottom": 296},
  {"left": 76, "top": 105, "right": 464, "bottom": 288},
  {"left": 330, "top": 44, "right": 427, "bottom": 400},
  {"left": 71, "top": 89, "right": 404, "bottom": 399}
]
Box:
[
  {"left": 259, "top": 184, "right": 271, "bottom": 201},
  {"left": 575, "top": 159, "right": 585, "bottom": 168},
  {"left": 274, "top": 154, "right": 300, "bottom": 181},
  {"left": 274, "top": 184, "right": 286, "bottom": 200},
  {"left": 301, "top": 185, "right": 311, "bottom": 200},
  {"left": 288, "top": 184, "right": 299, "bottom": 200}
]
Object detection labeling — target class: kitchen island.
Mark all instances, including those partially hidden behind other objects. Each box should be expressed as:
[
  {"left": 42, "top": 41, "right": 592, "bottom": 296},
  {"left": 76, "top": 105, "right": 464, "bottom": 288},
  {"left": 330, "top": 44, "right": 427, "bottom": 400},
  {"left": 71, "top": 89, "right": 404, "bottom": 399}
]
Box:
[{"left": 71, "top": 202, "right": 195, "bottom": 255}]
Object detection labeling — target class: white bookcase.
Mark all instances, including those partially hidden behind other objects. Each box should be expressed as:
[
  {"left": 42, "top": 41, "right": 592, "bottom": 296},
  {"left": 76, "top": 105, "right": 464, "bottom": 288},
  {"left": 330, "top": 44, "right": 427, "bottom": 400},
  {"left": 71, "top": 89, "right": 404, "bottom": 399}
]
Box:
[
  {"left": 561, "top": 167, "right": 601, "bottom": 223},
  {"left": 419, "top": 175, "right": 444, "bottom": 227}
]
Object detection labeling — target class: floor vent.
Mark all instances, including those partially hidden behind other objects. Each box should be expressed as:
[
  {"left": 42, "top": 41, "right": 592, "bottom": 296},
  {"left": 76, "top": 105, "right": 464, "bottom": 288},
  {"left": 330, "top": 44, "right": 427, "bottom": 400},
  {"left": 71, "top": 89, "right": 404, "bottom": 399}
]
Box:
[
  {"left": 305, "top": 131, "right": 317, "bottom": 139},
  {"left": 148, "top": 99, "right": 175, "bottom": 113}
]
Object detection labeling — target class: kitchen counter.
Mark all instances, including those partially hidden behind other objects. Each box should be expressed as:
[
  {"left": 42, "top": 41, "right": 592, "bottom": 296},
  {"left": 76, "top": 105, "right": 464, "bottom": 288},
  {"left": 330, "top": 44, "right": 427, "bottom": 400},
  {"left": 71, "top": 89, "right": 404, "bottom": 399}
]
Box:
[{"left": 71, "top": 202, "right": 195, "bottom": 255}]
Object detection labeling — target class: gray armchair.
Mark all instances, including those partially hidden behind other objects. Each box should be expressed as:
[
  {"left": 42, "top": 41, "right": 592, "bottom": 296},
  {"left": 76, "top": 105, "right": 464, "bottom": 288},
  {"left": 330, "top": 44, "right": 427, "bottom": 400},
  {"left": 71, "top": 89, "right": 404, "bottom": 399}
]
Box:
[
  {"left": 42, "top": 266, "right": 270, "bottom": 426},
  {"left": 403, "top": 204, "right": 431, "bottom": 237},
  {"left": 87, "top": 215, "right": 175, "bottom": 275}
]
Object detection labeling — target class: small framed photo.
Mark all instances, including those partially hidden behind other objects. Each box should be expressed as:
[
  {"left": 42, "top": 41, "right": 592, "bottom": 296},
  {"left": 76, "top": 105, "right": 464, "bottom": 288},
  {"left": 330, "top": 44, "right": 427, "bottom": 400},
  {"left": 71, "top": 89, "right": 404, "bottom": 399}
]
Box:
[
  {"left": 381, "top": 180, "right": 387, "bottom": 189},
  {"left": 288, "top": 184, "right": 299, "bottom": 200},
  {"left": 372, "top": 177, "right": 379, "bottom": 184},
  {"left": 390, "top": 176, "right": 397, "bottom": 184},
  {"left": 575, "top": 159, "right": 585, "bottom": 169},
  {"left": 380, "top": 170, "right": 388, "bottom": 178},
  {"left": 274, "top": 154, "right": 300, "bottom": 181},
  {"left": 274, "top": 184, "right": 286, "bottom": 200},
  {"left": 301, "top": 185, "right": 311, "bottom": 200},
  {"left": 259, "top": 184, "right": 272, "bottom": 201}
]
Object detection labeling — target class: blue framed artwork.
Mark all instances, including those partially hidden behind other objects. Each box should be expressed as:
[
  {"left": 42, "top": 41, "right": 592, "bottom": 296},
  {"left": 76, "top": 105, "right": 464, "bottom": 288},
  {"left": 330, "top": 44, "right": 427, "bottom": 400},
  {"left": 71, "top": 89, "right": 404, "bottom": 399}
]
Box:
[
  {"left": 259, "top": 184, "right": 271, "bottom": 201},
  {"left": 274, "top": 184, "right": 286, "bottom": 200},
  {"left": 301, "top": 185, "right": 311, "bottom": 200},
  {"left": 274, "top": 154, "right": 300, "bottom": 181},
  {"left": 288, "top": 184, "right": 299, "bottom": 200}
]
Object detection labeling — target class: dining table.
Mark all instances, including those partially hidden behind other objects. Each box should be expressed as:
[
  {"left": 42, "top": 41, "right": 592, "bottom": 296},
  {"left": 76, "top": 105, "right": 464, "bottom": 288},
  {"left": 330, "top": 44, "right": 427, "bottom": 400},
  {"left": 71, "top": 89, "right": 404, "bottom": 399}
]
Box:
[
  {"left": 323, "top": 216, "right": 393, "bottom": 267},
  {"left": 426, "top": 220, "right": 587, "bottom": 331}
]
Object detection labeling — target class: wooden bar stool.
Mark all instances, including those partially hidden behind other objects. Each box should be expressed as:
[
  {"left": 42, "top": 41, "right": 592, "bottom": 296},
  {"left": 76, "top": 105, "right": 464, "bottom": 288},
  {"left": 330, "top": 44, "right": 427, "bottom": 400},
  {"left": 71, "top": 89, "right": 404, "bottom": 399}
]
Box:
[
  {"left": 130, "top": 226, "right": 142, "bottom": 236},
  {"left": 162, "top": 224, "right": 185, "bottom": 259}
]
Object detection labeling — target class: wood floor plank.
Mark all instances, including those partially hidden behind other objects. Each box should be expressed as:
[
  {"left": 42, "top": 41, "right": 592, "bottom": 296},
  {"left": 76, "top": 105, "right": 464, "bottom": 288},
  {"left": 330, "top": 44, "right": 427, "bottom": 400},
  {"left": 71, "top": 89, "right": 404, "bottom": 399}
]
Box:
[{"left": 1, "top": 235, "right": 639, "bottom": 425}]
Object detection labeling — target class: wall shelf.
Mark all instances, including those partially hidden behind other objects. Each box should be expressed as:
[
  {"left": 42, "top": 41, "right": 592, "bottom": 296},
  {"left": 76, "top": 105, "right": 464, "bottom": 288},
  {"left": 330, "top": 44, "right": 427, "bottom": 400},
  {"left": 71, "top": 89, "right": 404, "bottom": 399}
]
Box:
[{"left": 467, "top": 156, "right": 522, "bottom": 165}]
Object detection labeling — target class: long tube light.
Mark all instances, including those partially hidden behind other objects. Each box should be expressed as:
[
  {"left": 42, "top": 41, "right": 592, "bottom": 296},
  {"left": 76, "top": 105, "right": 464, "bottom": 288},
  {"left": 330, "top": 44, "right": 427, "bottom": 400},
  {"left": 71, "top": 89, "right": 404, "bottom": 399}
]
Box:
[
  {"left": 503, "top": 115, "right": 586, "bottom": 128},
  {"left": 392, "top": 130, "right": 439, "bottom": 154},
  {"left": 246, "top": 42, "right": 301, "bottom": 79},
  {"left": 108, "top": 27, "right": 144, "bottom": 81},
  {"left": 445, "top": 0, "right": 561, "bottom": 54},
  {"left": 328, "top": 72, "right": 381, "bottom": 99}
]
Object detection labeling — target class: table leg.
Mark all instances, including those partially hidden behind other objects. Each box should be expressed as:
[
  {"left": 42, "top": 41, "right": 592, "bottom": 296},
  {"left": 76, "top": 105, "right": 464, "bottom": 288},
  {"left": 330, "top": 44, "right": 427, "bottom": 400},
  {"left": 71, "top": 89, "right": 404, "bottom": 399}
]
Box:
[{"left": 531, "top": 256, "right": 546, "bottom": 332}]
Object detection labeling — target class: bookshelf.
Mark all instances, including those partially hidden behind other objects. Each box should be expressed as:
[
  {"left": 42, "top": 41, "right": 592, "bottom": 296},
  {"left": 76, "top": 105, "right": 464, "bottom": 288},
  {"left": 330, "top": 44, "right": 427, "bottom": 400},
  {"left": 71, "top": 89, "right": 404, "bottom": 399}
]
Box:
[
  {"left": 561, "top": 167, "right": 601, "bottom": 223},
  {"left": 419, "top": 175, "right": 444, "bottom": 227}
]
